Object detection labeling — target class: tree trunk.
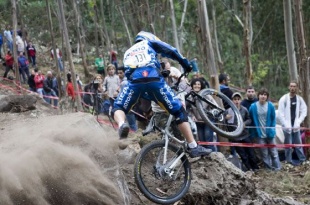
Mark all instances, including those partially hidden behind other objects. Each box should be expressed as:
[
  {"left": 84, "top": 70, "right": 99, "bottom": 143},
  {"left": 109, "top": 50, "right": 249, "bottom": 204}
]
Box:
[
  {"left": 72, "top": 0, "right": 90, "bottom": 78},
  {"left": 211, "top": 0, "right": 224, "bottom": 73},
  {"left": 178, "top": 0, "right": 188, "bottom": 54},
  {"left": 243, "top": 0, "right": 253, "bottom": 86},
  {"left": 93, "top": 5, "right": 100, "bottom": 57},
  {"left": 117, "top": 5, "right": 133, "bottom": 46},
  {"left": 169, "top": 0, "right": 180, "bottom": 51},
  {"left": 16, "top": 2, "right": 27, "bottom": 57},
  {"left": 145, "top": 0, "right": 155, "bottom": 33},
  {"left": 57, "top": 0, "right": 83, "bottom": 111},
  {"left": 294, "top": 0, "right": 310, "bottom": 157},
  {"left": 197, "top": 0, "right": 228, "bottom": 153},
  {"left": 46, "top": 0, "right": 63, "bottom": 98},
  {"left": 11, "top": 0, "right": 20, "bottom": 91},
  {"left": 99, "top": 0, "right": 111, "bottom": 49},
  {"left": 197, "top": 0, "right": 218, "bottom": 89},
  {"left": 283, "top": 0, "right": 298, "bottom": 80},
  {"left": 160, "top": 0, "right": 169, "bottom": 40}
]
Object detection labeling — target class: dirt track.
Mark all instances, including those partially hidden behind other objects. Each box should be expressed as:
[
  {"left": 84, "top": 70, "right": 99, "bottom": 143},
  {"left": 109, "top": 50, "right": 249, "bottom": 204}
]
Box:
[{"left": 0, "top": 90, "right": 309, "bottom": 204}]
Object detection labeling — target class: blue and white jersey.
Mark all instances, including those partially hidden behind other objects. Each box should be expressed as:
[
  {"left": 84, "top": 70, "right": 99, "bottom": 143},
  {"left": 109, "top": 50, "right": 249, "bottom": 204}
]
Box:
[
  {"left": 123, "top": 40, "right": 160, "bottom": 80},
  {"left": 123, "top": 39, "right": 190, "bottom": 81},
  {"left": 123, "top": 40, "right": 158, "bottom": 69}
]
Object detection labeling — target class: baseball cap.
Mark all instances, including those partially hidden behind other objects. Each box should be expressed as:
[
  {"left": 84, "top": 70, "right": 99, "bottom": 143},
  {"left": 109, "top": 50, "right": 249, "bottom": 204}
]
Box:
[{"left": 231, "top": 92, "right": 243, "bottom": 99}]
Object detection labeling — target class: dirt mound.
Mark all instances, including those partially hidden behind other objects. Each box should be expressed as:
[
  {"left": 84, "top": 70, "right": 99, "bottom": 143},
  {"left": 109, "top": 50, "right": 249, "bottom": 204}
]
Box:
[
  {"left": 0, "top": 86, "right": 308, "bottom": 204},
  {"left": 120, "top": 144, "right": 305, "bottom": 205}
]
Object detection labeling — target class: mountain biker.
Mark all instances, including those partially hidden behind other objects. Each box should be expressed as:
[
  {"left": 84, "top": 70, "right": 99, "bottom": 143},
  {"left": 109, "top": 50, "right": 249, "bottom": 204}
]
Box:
[{"left": 112, "top": 31, "right": 211, "bottom": 158}]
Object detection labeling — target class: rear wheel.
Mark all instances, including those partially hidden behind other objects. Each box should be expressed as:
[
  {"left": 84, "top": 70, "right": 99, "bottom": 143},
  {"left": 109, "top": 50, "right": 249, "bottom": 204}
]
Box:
[
  {"left": 196, "top": 88, "right": 244, "bottom": 139},
  {"left": 134, "top": 140, "right": 191, "bottom": 204}
]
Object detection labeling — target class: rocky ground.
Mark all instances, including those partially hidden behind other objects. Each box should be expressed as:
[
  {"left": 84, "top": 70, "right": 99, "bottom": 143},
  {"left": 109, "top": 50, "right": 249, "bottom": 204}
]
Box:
[{"left": 0, "top": 79, "right": 309, "bottom": 205}]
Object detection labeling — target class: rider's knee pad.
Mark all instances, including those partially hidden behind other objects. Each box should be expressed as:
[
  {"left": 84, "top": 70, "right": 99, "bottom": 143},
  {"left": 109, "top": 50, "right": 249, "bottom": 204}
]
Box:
[{"left": 173, "top": 106, "right": 188, "bottom": 125}]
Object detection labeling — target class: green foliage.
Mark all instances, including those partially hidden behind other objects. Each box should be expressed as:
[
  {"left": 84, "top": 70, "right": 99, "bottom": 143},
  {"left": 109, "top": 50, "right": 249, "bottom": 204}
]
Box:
[
  {"left": 0, "top": 0, "right": 305, "bottom": 100},
  {"left": 253, "top": 59, "right": 271, "bottom": 85}
]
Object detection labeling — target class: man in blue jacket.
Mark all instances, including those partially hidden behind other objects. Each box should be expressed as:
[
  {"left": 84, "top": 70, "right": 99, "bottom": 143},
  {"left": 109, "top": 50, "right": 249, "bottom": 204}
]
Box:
[{"left": 112, "top": 31, "right": 211, "bottom": 158}]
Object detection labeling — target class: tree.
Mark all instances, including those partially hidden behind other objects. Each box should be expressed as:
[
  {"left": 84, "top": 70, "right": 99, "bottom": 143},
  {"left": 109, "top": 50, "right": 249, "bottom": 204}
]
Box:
[
  {"left": 283, "top": 0, "right": 298, "bottom": 81},
  {"left": 11, "top": 0, "right": 20, "bottom": 91},
  {"left": 243, "top": 0, "right": 253, "bottom": 86},
  {"left": 57, "top": 0, "right": 83, "bottom": 111},
  {"left": 294, "top": 0, "right": 310, "bottom": 156},
  {"left": 93, "top": 5, "right": 99, "bottom": 57},
  {"left": 72, "top": 0, "right": 90, "bottom": 78},
  {"left": 169, "top": 0, "right": 180, "bottom": 52},
  {"left": 211, "top": 0, "right": 224, "bottom": 73},
  {"left": 197, "top": 0, "right": 218, "bottom": 89},
  {"left": 46, "top": 0, "right": 63, "bottom": 98}
]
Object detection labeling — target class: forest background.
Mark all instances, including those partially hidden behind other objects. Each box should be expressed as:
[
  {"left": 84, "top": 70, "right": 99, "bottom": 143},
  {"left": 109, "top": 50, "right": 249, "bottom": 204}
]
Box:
[{"left": 1, "top": 0, "right": 310, "bottom": 109}]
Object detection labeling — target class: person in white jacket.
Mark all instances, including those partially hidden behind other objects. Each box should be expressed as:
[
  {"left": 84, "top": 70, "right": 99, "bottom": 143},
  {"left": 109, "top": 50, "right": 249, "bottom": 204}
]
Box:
[{"left": 278, "top": 80, "right": 307, "bottom": 165}]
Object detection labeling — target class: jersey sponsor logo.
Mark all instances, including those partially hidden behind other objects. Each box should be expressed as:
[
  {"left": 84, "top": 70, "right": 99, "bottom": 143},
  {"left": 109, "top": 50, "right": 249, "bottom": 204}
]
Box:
[
  {"left": 124, "top": 41, "right": 152, "bottom": 68},
  {"left": 142, "top": 70, "right": 148, "bottom": 77},
  {"left": 124, "top": 89, "right": 135, "bottom": 110},
  {"left": 160, "top": 88, "right": 173, "bottom": 109}
]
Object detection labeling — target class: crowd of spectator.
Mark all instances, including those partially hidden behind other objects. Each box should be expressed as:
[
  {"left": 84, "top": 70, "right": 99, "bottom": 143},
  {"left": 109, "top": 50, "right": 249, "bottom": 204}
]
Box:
[{"left": 0, "top": 25, "right": 308, "bottom": 173}]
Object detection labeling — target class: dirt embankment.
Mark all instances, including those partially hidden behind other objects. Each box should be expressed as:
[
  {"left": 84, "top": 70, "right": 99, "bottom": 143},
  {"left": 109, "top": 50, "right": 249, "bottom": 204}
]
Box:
[{"left": 0, "top": 91, "right": 309, "bottom": 205}]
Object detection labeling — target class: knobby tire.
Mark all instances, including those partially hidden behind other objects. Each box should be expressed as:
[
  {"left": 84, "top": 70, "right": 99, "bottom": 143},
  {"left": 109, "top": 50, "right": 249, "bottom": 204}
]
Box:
[
  {"left": 134, "top": 140, "right": 191, "bottom": 204},
  {"left": 196, "top": 88, "right": 244, "bottom": 139}
]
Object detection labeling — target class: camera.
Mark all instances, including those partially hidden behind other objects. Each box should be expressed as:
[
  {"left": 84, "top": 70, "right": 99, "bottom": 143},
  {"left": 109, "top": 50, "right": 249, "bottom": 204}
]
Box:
[{"left": 93, "top": 79, "right": 99, "bottom": 90}]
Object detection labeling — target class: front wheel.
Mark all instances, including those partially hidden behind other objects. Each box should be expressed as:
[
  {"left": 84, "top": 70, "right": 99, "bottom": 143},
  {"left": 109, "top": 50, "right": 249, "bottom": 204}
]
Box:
[
  {"left": 196, "top": 88, "right": 244, "bottom": 139},
  {"left": 134, "top": 140, "right": 191, "bottom": 204}
]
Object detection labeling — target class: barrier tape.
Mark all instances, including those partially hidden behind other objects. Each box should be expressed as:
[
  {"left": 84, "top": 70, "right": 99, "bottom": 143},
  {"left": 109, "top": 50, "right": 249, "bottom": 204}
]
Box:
[
  {"left": 198, "top": 141, "right": 310, "bottom": 148},
  {"left": 2, "top": 78, "right": 310, "bottom": 131}
]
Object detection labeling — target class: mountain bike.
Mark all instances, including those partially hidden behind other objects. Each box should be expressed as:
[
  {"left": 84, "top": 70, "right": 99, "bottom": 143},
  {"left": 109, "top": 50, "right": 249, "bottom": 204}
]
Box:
[{"left": 134, "top": 72, "right": 244, "bottom": 204}]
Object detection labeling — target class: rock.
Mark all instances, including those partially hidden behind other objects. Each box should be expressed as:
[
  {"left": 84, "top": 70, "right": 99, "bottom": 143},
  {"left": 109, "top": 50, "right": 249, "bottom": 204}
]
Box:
[{"left": 0, "top": 95, "right": 37, "bottom": 112}]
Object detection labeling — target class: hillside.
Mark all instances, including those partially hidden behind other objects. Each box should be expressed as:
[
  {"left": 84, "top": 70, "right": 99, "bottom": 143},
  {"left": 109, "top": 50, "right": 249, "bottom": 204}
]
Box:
[{"left": 0, "top": 81, "right": 309, "bottom": 205}]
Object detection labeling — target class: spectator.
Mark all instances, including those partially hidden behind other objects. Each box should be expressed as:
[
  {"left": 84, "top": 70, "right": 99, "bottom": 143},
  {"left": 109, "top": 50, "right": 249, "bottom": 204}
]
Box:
[
  {"left": 28, "top": 69, "right": 36, "bottom": 92},
  {"left": 43, "top": 71, "right": 58, "bottom": 106},
  {"left": 277, "top": 80, "right": 307, "bottom": 165},
  {"left": 52, "top": 72, "right": 59, "bottom": 97},
  {"left": 188, "top": 78, "right": 217, "bottom": 152},
  {"left": 3, "top": 25, "right": 13, "bottom": 52},
  {"left": 117, "top": 66, "right": 138, "bottom": 131},
  {"left": 225, "top": 92, "right": 259, "bottom": 171},
  {"left": 249, "top": 88, "right": 281, "bottom": 171},
  {"left": 16, "top": 35, "right": 25, "bottom": 54},
  {"left": 3, "top": 50, "right": 14, "bottom": 78},
  {"left": 51, "top": 45, "right": 63, "bottom": 71},
  {"left": 241, "top": 85, "right": 258, "bottom": 111},
  {"left": 66, "top": 73, "right": 74, "bottom": 99},
  {"left": 191, "top": 72, "right": 210, "bottom": 88},
  {"left": 190, "top": 57, "right": 199, "bottom": 74},
  {"left": 17, "top": 52, "right": 30, "bottom": 84},
  {"left": 219, "top": 72, "right": 235, "bottom": 156},
  {"left": 26, "top": 41, "right": 36, "bottom": 67},
  {"left": 103, "top": 64, "right": 120, "bottom": 107},
  {"left": 83, "top": 75, "right": 103, "bottom": 113},
  {"left": 34, "top": 68, "right": 45, "bottom": 96},
  {"left": 110, "top": 48, "right": 118, "bottom": 69},
  {"left": 219, "top": 73, "right": 233, "bottom": 109},
  {"left": 95, "top": 54, "right": 105, "bottom": 78},
  {"left": 66, "top": 73, "right": 82, "bottom": 100}
]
